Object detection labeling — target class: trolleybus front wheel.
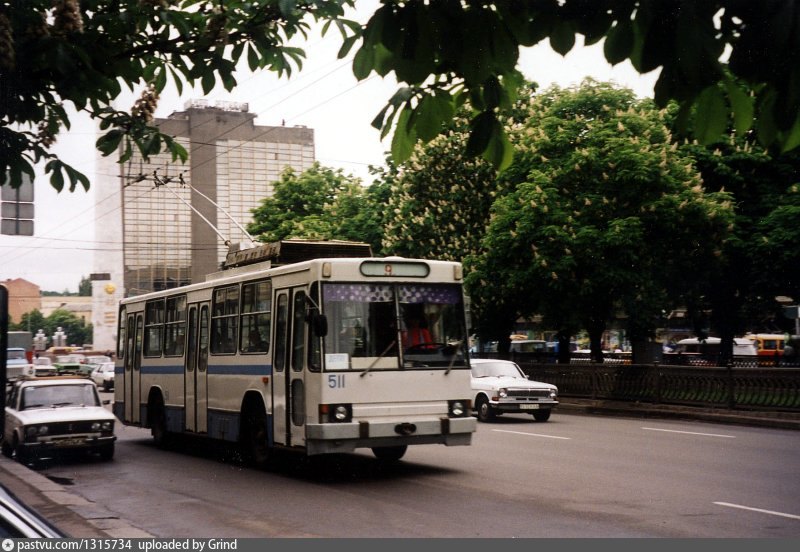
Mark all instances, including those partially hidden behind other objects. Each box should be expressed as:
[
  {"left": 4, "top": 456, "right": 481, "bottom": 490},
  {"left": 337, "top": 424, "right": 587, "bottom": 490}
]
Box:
[{"left": 371, "top": 445, "right": 407, "bottom": 461}]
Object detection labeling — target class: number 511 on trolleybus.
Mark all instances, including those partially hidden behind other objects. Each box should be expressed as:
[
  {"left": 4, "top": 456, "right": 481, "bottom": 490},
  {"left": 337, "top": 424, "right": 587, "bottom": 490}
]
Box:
[{"left": 113, "top": 245, "right": 477, "bottom": 463}]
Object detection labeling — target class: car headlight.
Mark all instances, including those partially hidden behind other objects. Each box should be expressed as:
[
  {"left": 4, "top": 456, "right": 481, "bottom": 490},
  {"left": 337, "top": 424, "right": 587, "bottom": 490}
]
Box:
[
  {"left": 498, "top": 388, "right": 508, "bottom": 398},
  {"left": 25, "top": 425, "right": 48, "bottom": 438},
  {"left": 550, "top": 389, "right": 558, "bottom": 399}
]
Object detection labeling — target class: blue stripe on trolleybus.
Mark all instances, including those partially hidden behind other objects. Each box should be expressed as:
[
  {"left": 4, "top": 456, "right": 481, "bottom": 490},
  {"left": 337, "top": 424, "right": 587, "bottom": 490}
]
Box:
[
  {"left": 139, "top": 365, "right": 272, "bottom": 376},
  {"left": 208, "top": 364, "right": 272, "bottom": 376}
]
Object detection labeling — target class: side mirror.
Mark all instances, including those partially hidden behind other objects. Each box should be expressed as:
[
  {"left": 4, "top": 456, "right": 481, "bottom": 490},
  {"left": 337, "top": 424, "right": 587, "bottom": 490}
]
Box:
[{"left": 312, "top": 314, "right": 328, "bottom": 337}]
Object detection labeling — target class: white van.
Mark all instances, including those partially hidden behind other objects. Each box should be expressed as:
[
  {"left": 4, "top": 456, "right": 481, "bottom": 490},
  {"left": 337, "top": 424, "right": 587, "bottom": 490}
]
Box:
[{"left": 673, "top": 337, "right": 757, "bottom": 356}]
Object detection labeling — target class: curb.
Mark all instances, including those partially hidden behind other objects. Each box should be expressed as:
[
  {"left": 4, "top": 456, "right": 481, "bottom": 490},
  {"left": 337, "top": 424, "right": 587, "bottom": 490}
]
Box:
[
  {"left": 557, "top": 399, "right": 800, "bottom": 430},
  {"left": 0, "top": 455, "right": 154, "bottom": 538}
]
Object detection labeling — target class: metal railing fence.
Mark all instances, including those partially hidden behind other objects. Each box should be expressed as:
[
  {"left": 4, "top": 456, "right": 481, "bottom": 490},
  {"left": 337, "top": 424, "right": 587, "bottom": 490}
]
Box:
[{"left": 472, "top": 353, "right": 800, "bottom": 411}]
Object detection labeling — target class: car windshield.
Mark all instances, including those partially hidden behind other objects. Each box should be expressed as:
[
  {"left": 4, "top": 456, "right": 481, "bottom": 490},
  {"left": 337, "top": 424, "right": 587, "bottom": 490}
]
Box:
[
  {"left": 7, "top": 349, "right": 26, "bottom": 361},
  {"left": 471, "top": 361, "right": 526, "bottom": 379},
  {"left": 20, "top": 384, "right": 99, "bottom": 410}
]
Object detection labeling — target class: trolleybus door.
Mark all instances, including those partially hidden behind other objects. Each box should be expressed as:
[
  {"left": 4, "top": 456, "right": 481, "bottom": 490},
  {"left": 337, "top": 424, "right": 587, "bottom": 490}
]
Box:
[
  {"left": 185, "top": 303, "right": 210, "bottom": 434},
  {"left": 124, "top": 313, "right": 143, "bottom": 424},
  {"left": 272, "top": 288, "right": 308, "bottom": 447}
]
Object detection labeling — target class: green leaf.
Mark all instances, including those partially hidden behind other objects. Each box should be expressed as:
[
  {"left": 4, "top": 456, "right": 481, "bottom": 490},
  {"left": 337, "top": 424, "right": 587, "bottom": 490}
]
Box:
[
  {"left": 780, "top": 113, "right": 800, "bottom": 153},
  {"left": 352, "top": 46, "right": 375, "bottom": 80},
  {"left": 549, "top": 21, "right": 575, "bottom": 56},
  {"left": 169, "top": 67, "right": 184, "bottom": 96},
  {"left": 371, "top": 104, "right": 391, "bottom": 131},
  {"left": 604, "top": 20, "right": 634, "bottom": 65},
  {"left": 201, "top": 71, "right": 215, "bottom": 94},
  {"left": 338, "top": 34, "right": 359, "bottom": 59},
  {"left": 96, "top": 130, "right": 124, "bottom": 156},
  {"left": 483, "top": 125, "right": 514, "bottom": 171},
  {"left": 723, "top": 77, "right": 754, "bottom": 135},
  {"left": 693, "top": 86, "right": 728, "bottom": 145},
  {"left": 391, "top": 107, "right": 416, "bottom": 163},
  {"left": 466, "top": 111, "right": 496, "bottom": 157}
]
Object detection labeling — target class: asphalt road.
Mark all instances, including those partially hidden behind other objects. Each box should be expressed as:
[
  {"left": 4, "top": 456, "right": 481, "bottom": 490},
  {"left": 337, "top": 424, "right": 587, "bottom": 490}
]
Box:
[{"left": 26, "top": 398, "right": 800, "bottom": 538}]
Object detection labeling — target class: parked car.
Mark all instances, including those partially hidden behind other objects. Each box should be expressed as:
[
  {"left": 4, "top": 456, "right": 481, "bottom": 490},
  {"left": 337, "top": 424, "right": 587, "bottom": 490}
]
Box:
[
  {"left": 85, "top": 354, "right": 112, "bottom": 366},
  {"left": 469, "top": 358, "right": 558, "bottom": 422},
  {"left": 31, "top": 357, "right": 56, "bottom": 377},
  {"left": 5, "top": 347, "right": 33, "bottom": 380},
  {"left": 2, "top": 376, "right": 116, "bottom": 464},
  {"left": 0, "top": 483, "right": 65, "bottom": 537},
  {"left": 90, "top": 362, "right": 115, "bottom": 391}
]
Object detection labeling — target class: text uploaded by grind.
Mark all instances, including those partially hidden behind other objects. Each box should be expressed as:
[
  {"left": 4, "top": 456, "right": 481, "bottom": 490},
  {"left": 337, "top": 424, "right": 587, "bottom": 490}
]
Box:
[{"left": 3, "top": 540, "right": 238, "bottom": 551}]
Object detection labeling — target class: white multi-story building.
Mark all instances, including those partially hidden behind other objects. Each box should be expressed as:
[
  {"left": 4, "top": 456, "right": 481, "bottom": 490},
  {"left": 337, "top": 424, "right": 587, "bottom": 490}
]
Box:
[{"left": 91, "top": 100, "right": 315, "bottom": 351}]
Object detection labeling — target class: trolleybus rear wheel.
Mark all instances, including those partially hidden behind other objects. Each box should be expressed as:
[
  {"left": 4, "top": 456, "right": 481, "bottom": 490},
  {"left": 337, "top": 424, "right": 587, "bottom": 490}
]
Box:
[{"left": 242, "top": 404, "right": 269, "bottom": 467}]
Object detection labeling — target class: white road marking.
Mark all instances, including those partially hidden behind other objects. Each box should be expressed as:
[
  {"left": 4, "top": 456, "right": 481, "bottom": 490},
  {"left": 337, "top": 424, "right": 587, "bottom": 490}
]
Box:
[
  {"left": 492, "top": 429, "right": 571, "bottom": 440},
  {"left": 642, "top": 427, "right": 736, "bottom": 438},
  {"left": 714, "top": 502, "right": 800, "bottom": 521}
]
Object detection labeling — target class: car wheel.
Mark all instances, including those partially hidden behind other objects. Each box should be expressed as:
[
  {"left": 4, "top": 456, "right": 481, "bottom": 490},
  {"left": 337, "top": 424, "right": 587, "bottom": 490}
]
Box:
[
  {"left": 476, "top": 396, "right": 495, "bottom": 422},
  {"left": 1, "top": 438, "right": 12, "bottom": 458},
  {"left": 372, "top": 445, "right": 407, "bottom": 461},
  {"left": 532, "top": 410, "right": 551, "bottom": 422},
  {"left": 12, "top": 434, "right": 30, "bottom": 465}
]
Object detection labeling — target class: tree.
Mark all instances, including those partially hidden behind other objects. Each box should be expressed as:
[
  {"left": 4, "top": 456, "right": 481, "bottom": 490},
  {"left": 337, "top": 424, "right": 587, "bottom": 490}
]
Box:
[
  {"left": 468, "top": 81, "right": 735, "bottom": 362},
  {"left": 246, "top": 162, "right": 384, "bottom": 252},
  {"left": 12, "top": 308, "right": 92, "bottom": 347},
  {"left": 0, "top": 0, "right": 356, "bottom": 190},
  {"left": 78, "top": 275, "right": 92, "bottom": 296},
  {"left": 2, "top": 1, "right": 798, "bottom": 193},
  {"left": 675, "top": 134, "right": 800, "bottom": 363},
  {"left": 355, "top": 1, "right": 800, "bottom": 170},
  {"left": 380, "top": 113, "right": 499, "bottom": 262}
]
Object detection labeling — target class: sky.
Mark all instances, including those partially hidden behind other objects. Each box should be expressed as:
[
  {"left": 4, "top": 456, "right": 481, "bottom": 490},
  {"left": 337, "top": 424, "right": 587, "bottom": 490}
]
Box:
[{"left": 0, "top": 2, "right": 660, "bottom": 293}]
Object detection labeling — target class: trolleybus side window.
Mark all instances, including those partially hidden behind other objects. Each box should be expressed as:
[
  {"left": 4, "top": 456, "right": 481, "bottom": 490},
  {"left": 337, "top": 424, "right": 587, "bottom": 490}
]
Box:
[
  {"left": 292, "top": 291, "right": 306, "bottom": 372},
  {"left": 144, "top": 299, "right": 165, "bottom": 357},
  {"left": 117, "top": 307, "right": 126, "bottom": 359},
  {"left": 211, "top": 285, "right": 239, "bottom": 354},
  {"left": 164, "top": 296, "right": 187, "bottom": 357},
  {"left": 240, "top": 280, "right": 271, "bottom": 354},
  {"left": 274, "top": 294, "right": 289, "bottom": 372},
  {"left": 309, "top": 283, "right": 322, "bottom": 372},
  {"left": 199, "top": 305, "right": 209, "bottom": 372}
]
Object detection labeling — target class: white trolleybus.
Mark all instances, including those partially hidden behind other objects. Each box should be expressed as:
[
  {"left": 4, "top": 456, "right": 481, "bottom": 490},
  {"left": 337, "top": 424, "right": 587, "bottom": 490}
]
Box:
[{"left": 114, "top": 241, "right": 477, "bottom": 463}]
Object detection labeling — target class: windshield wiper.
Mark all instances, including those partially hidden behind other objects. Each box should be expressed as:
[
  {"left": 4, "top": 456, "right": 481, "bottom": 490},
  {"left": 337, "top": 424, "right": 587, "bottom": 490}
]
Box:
[
  {"left": 445, "top": 340, "right": 463, "bottom": 375},
  {"left": 360, "top": 340, "right": 396, "bottom": 378}
]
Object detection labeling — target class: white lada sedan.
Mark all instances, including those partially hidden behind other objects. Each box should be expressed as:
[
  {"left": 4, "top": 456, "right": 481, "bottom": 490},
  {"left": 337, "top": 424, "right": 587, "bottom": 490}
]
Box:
[
  {"left": 2, "top": 376, "right": 116, "bottom": 464},
  {"left": 469, "top": 358, "right": 558, "bottom": 422}
]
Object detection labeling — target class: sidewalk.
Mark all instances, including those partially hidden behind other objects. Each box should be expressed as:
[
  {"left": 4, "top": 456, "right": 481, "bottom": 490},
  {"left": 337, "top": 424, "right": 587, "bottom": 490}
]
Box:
[
  {"left": 0, "top": 455, "right": 154, "bottom": 537},
  {"left": 1, "top": 400, "right": 798, "bottom": 537}
]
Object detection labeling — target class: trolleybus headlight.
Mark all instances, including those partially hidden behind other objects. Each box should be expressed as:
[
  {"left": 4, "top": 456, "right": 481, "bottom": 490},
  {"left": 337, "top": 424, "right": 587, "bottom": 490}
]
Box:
[
  {"left": 320, "top": 403, "right": 352, "bottom": 423},
  {"left": 448, "top": 400, "right": 469, "bottom": 417}
]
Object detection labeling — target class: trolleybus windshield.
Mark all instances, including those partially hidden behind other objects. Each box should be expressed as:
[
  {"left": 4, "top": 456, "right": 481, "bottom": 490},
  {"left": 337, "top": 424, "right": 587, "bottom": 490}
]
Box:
[{"left": 322, "top": 282, "right": 467, "bottom": 370}]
